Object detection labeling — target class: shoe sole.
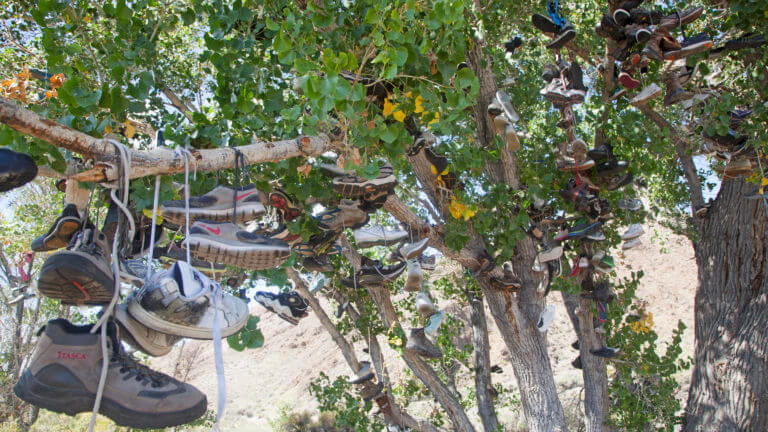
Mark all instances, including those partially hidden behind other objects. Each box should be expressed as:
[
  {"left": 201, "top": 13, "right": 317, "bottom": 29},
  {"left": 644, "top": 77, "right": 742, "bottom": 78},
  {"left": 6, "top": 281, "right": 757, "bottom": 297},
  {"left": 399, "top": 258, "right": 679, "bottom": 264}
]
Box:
[
  {"left": 317, "top": 213, "right": 370, "bottom": 232},
  {"left": 37, "top": 253, "right": 114, "bottom": 305},
  {"left": 32, "top": 218, "right": 81, "bottom": 252},
  {"left": 188, "top": 235, "right": 290, "bottom": 270},
  {"left": 128, "top": 300, "right": 248, "bottom": 339},
  {"left": 160, "top": 203, "right": 265, "bottom": 226},
  {"left": 115, "top": 306, "right": 175, "bottom": 356},
  {"left": 558, "top": 160, "right": 596, "bottom": 172},
  {"left": 13, "top": 370, "right": 207, "bottom": 429},
  {"left": 355, "top": 234, "right": 409, "bottom": 249},
  {"left": 547, "top": 29, "right": 576, "bottom": 50},
  {"left": 664, "top": 41, "right": 713, "bottom": 60},
  {"left": 332, "top": 175, "right": 397, "bottom": 198},
  {"left": 618, "top": 74, "right": 641, "bottom": 89},
  {"left": 254, "top": 298, "right": 299, "bottom": 325}
]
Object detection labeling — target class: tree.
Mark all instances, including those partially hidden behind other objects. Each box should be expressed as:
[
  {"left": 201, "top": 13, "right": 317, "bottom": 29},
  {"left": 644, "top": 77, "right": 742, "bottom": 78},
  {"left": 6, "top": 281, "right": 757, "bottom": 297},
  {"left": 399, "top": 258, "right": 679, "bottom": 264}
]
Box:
[{"left": 0, "top": 0, "right": 765, "bottom": 431}]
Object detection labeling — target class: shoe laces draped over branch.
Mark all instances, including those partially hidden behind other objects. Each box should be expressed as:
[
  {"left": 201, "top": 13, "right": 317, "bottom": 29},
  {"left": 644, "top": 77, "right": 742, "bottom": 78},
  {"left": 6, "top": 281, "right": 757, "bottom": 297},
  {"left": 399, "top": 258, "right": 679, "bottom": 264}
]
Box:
[{"left": 174, "top": 147, "right": 197, "bottom": 263}]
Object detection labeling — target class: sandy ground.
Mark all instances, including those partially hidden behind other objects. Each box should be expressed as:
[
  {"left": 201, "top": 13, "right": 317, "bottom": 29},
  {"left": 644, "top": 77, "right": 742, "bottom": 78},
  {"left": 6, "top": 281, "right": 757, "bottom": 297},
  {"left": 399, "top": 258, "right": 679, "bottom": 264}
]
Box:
[{"left": 151, "top": 222, "right": 697, "bottom": 431}]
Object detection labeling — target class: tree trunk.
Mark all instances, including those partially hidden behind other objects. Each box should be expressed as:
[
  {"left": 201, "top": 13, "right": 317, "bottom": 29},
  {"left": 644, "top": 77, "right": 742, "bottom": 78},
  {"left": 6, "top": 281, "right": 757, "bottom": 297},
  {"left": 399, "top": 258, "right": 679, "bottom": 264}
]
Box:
[
  {"left": 685, "top": 178, "right": 768, "bottom": 431},
  {"left": 467, "top": 290, "right": 499, "bottom": 432}
]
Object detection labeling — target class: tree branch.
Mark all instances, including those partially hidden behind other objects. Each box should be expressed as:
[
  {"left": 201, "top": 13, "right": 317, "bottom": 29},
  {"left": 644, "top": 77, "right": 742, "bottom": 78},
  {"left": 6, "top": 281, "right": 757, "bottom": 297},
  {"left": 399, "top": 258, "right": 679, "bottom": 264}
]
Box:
[{"left": 162, "top": 86, "right": 196, "bottom": 123}]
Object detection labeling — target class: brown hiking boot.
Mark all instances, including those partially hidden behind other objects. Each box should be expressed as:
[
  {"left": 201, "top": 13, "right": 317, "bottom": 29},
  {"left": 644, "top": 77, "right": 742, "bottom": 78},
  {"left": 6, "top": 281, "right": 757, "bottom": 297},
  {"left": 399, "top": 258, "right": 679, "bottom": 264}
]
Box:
[
  {"left": 37, "top": 229, "right": 114, "bottom": 305},
  {"left": 405, "top": 328, "right": 442, "bottom": 359},
  {"left": 14, "top": 319, "right": 206, "bottom": 429},
  {"left": 663, "top": 73, "right": 693, "bottom": 106}
]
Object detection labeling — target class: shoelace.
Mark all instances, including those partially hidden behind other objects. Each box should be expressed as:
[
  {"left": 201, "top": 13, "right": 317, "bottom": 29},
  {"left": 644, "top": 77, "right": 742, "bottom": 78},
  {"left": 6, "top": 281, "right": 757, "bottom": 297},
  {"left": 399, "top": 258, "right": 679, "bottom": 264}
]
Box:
[
  {"left": 174, "top": 147, "right": 197, "bottom": 264},
  {"left": 111, "top": 349, "right": 168, "bottom": 387}
]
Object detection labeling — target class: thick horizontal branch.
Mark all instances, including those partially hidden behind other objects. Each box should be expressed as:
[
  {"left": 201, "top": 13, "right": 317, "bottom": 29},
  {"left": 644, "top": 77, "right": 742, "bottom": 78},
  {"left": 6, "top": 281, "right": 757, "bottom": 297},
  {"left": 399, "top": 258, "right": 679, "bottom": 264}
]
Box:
[{"left": 0, "top": 97, "right": 335, "bottom": 183}]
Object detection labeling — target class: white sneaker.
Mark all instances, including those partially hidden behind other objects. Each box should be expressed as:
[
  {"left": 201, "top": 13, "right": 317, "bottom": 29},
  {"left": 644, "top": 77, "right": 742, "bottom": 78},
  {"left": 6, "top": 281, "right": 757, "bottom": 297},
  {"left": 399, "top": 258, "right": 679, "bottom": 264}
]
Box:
[
  {"left": 115, "top": 303, "right": 180, "bottom": 357},
  {"left": 415, "top": 292, "right": 436, "bottom": 319},
  {"left": 353, "top": 226, "right": 409, "bottom": 248},
  {"left": 404, "top": 261, "right": 423, "bottom": 291},
  {"left": 621, "top": 223, "right": 645, "bottom": 240},
  {"left": 630, "top": 83, "right": 663, "bottom": 106},
  {"left": 586, "top": 230, "right": 606, "bottom": 241},
  {"left": 397, "top": 238, "right": 429, "bottom": 261},
  {"left": 622, "top": 237, "right": 643, "bottom": 250},
  {"left": 537, "top": 304, "right": 556, "bottom": 332},
  {"left": 348, "top": 361, "right": 375, "bottom": 384},
  {"left": 536, "top": 246, "right": 563, "bottom": 264}
]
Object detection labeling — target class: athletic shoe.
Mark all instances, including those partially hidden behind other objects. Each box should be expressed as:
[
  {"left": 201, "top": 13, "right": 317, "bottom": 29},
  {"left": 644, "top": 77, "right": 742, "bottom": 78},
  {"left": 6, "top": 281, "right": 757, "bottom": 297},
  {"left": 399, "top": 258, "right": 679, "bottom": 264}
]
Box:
[
  {"left": 490, "top": 271, "right": 522, "bottom": 291},
  {"left": 118, "top": 258, "right": 147, "bottom": 286},
  {"left": 37, "top": 229, "right": 114, "bottom": 305},
  {"left": 595, "top": 13, "right": 625, "bottom": 41},
  {"left": 418, "top": 254, "right": 437, "bottom": 271},
  {"left": 315, "top": 200, "right": 369, "bottom": 232},
  {"left": 293, "top": 231, "right": 342, "bottom": 258},
  {"left": 537, "top": 304, "right": 556, "bottom": 332},
  {"left": 129, "top": 261, "right": 249, "bottom": 339},
  {"left": 115, "top": 302, "right": 180, "bottom": 357},
  {"left": 154, "top": 243, "right": 225, "bottom": 275},
  {"left": 160, "top": 184, "right": 266, "bottom": 226},
  {"left": 617, "top": 198, "right": 642, "bottom": 211},
  {"left": 253, "top": 290, "right": 310, "bottom": 325},
  {"left": 348, "top": 361, "right": 375, "bottom": 384},
  {"left": 31, "top": 204, "right": 81, "bottom": 252},
  {"left": 586, "top": 230, "right": 606, "bottom": 241},
  {"left": 415, "top": 292, "right": 436, "bottom": 319},
  {"left": 301, "top": 255, "right": 333, "bottom": 272},
  {"left": 405, "top": 328, "right": 442, "bottom": 359},
  {"left": 565, "top": 222, "right": 602, "bottom": 241},
  {"left": 621, "top": 223, "right": 644, "bottom": 240},
  {"left": 601, "top": 172, "right": 634, "bottom": 191},
  {"left": 495, "top": 90, "right": 520, "bottom": 123},
  {"left": 531, "top": 13, "right": 559, "bottom": 34},
  {"left": 404, "top": 260, "right": 423, "bottom": 292},
  {"left": 629, "top": 83, "right": 664, "bottom": 106},
  {"left": 596, "top": 159, "right": 629, "bottom": 177},
  {"left": 332, "top": 162, "right": 396, "bottom": 197},
  {"left": 0, "top": 148, "right": 37, "bottom": 193},
  {"left": 424, "top": 310, "right": 445, "bottom": 336},
  {"left": 353, "top": 226, "right": 408, "bottom": 248},
  {"left": 547, "top": 24, "right": 576, "bottom": 50},
  {"left": 269, "top": 187, "right": 302, "bottom": 221},
  {"left": 590, "top": 346, "right": 620, "bottom": 358},
  {"left": 391, "top": 238, "right": 429, "bottom": 262},
  {"left": 536, "top": 246, "right": 563, "bottom": 266},
  {"left": 187, "top": 220, "right": 291, "bottom": 270},
  {"left": 622, "top": 237, "right": 643, "bottom": 250},
  {"left": 572, "top": 356, "right": 582, "bottom": 369},
  {"left": 14, "top": 319, "right": 206, "bottom": 429},
  {"left": 504, "top": 36, "right": 523, "bottom": 55},
  {"left": 341, "top": 261, "right": 407, "bottom": 287}
]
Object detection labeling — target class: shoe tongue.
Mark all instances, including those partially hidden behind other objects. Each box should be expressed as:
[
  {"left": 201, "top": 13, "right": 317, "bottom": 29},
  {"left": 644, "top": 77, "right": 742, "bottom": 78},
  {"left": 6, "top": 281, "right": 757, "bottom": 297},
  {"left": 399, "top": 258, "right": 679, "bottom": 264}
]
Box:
[{"left": 171, "top": 261, "right": 204, "bottom": 298}]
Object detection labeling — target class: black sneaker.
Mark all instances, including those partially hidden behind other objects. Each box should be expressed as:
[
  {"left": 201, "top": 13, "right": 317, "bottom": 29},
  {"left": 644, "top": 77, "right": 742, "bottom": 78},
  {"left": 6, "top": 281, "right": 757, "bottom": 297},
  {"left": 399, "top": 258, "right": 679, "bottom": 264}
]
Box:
[
  {"left": 37, "top": 229, "right": 115, "bottom": 305},
  {"left": 332, "top": 162, "right": 396, "bottom": 197},
  {"left": 595, "top": 160, "right": 629, "bottom": 177},
  {"left": 590, "top": 346, "right": 621, "bottom": 358},
  {"left": 254, "top": 290, "right": 310, "bottom": 325},
  {"left": 531, "top": 13, "right": 559, "bottom": 34},
  {"left": 341, "top": 261, "right": 407, "bottom": 287},
  {"left": 547, "top": 24, "right": 576, "bottom": 50},
  {"left": 0, "top": 148, "right": 37, "bottom": 193},
  {"left": 504, "top": 37, "right": 522, "bottom": 54},
  {"left": 31, "top": 204, "right": 81, "bottom": 252}
]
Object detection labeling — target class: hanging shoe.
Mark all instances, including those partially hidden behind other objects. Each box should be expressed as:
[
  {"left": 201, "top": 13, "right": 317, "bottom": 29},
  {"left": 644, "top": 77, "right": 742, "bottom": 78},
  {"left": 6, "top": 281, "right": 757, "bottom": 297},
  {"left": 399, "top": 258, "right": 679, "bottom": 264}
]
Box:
[
  {"left": 341, "top": 261, "right": 407, "bottom": 287},
  {"left": 154, "top": 242, "right": 226, "bottom": 276},
  {"left": 622, "top": 237, "right": 643, "bottom": 250},
  {"left": 595, "top": 13, "right": 625, "bottom": 41},
  {"left": 128, "top": 261, "right": 249, "bottom": 338},
  {"left": 160, "top": 184, "right": 266, "bottom": 226},
  {"left": 353, "top": 226, "right": 409, "bottom": 248},
  {"left": 348, "top": 361, "right": 375, "bottom": 385},
  {"left": 269, "top": 187, "right": 302, "bottom": 221},
  {"left": 391, "top": 238, "right": 429, "bottom": 262},
  {"left": 301, "top": 255, "right": 333, "bottom": 272},
  {"left": 664, "top": 34, "right": 713, "bottom": 60},
  {"left": 504, "top": 36, "right": 523, "bottom": 55},
  {"left": 415, "top": 292, "right": 436, "bottom": 319},
  {"left": 621, "top": 223, "right": 645, "bottom": 240},
  {"left": 13, "top": 319, "right": 207, "bottom": 429},
  {"left": 424, "top": 310, "right": 446, "bottom": 336},
  {"left": 31, "top": 204, "right": 82, "bottom": 252},
  {"left": 419, "top": 254, "right": 437, "bottom": 271},
  {"left": 596, "top": 159, "right": 629, "bottom": 177},
  {"left": 658, "top": 7, "right": 704, "bottom": 30},
  {"left": 37, "top": 229, "right": 114, "bottom": 305},
  {"left": 590, "top": 346, "right": 621, "bottom": 358},
  {"left": 0, "top": 148, "right": 37, "bottom": 193},
  {"left": 556, "top": 154, "right": 595, "bottom": 172},
  {"left": 531, "top": 13, "right": 559, "bottom": 34},
  {"left": 405, "top": 260, "right": 423, "bottom": 292},
  {"left": 618, "top": 71, "right": 641, "bottom": 89},
  {"left": 663, "top": 72, "right": 693, "bottom": 106},
  {"left": 332, "top": 161, "right": 396, "bottom": 197},
  {"left": 316, "top": 200, "right": 369, "bottom": 232},
  {"left": 630, "top": 83, "right": 663, "bottom": 106},
  {"left": 187, "top": 220, "right": 291, "bottom": 270},
  {"left": 114, "top": 302, "right": 180, "bottom": 357},
  {"left": 537, "top": 304, "right": 556, "bottom": 332},
  {"left": 612, "top": 0, "right": 645, "bottom": 25},
  {"left": 405, "top": 328, "right": 442, "bottom": 359},
  {"left": 495, "top": 90, "right": 520, "bottom": 123},
  {"left": 547, "top": 24, "right": 576, "bottom": 50},
  {"left": 254, "top": 290, "right": 310, "bottom": 325}
]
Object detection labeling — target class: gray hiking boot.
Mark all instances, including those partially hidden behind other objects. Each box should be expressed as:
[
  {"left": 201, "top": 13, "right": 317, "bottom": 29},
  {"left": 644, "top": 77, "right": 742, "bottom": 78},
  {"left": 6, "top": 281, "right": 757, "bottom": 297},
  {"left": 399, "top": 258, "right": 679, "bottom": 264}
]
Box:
[
  {"left": 161, "top": 184, "right": 266, "bottom": 226},
  {"left": 128, "top": 261, "right": 249, "bottom": 339},
  {"left": 188, "top": 220, "right": 291, "bottom": 270},
  {"left": 14, "top": 319, "right": 207, "bottom": 429},
  {"left": 37, "top": 228, "right": 114, "bottom": 305},
  {"left": 405, "top": 328, "right": 442, "bottom": 359}
]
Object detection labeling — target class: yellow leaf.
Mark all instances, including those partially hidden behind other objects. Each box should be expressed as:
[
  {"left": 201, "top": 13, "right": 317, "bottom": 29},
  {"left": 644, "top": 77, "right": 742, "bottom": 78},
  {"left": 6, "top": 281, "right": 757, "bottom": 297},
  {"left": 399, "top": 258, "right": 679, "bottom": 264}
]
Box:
[
  {"left": 761, "top": 178, "right": 768, "bottom": 186},
  {"left": 123, "top": 121, "right": 136, "bottom": 138},
  {"left": 393, "top": 110, "right": 405, "bottom": 122},
  {"left": 104, "top": 124, "right": 112, "bottom": 134},
  {"left": 414, "top": 95, "right": 424, "bottom": 114},
  {"left": 382, "top": 98, "right": 395, "bottom": 116}
]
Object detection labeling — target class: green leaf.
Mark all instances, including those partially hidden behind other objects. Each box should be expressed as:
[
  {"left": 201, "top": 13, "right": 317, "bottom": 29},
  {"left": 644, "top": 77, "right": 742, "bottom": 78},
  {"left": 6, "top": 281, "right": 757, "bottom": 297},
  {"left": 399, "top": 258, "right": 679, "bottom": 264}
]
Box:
[
  {"left": 115, "top": 0, "right": 132, "bottom": 25},
  {"left": 181, "top": 8, "right": 195, "bottom": 25},
  {"left": 226, "top": 316, "right": 264, "bottom": 351}
]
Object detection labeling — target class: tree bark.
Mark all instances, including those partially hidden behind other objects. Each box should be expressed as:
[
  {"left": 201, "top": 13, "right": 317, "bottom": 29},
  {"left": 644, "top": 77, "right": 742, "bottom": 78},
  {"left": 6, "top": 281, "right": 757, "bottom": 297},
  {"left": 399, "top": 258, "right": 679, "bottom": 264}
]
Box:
[
  {"left": 684, "top": 178, "right": 768, "bottom": 431},
  {"left": 466, "top": 290, "right": 499, "bottom": 432}
]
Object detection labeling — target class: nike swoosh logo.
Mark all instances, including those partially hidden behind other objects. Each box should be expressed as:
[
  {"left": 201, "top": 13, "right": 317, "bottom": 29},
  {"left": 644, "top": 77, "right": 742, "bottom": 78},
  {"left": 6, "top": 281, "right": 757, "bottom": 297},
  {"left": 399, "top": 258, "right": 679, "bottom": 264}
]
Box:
[
  {"left": 203, "top": 226, "right": 221, "bottom": 235},
  {"left": 236, "top": 191, "right": 256, "bottom": 202}
]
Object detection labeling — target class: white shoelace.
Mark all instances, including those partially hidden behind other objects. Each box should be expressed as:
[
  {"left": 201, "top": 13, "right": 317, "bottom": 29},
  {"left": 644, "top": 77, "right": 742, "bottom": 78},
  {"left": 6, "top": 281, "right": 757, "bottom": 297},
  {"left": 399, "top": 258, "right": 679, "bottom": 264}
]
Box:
[
  {"left": 88, "top": 140, "right": 135, "bottom": 432},
  {"left": 174, "top": 147, "right": 197, "bottom": 263}
]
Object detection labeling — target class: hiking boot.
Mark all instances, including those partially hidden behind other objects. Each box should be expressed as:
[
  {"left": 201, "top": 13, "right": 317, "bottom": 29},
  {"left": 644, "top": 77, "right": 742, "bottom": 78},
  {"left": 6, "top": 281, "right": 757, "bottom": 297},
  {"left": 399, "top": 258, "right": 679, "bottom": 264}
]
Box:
[
  {"left": 332, "top": 161, "right": 396, "bottom": 197},
  {"left": 531, "top": 13, "right": 559, "bottom": 34},
  {"left": 391, "top": 238, "right": 429, "bottom": 262},
  {"left": 415, "top": 292, "right": 436, "bottom": 319},
  {"left": 129, "top": 261, "right": 248, "bottom": 338},
  {"left": 424, "top": 310, "right": 445, "bottom": 336},
  {"left": 566, "top": 62, "right": 587, "bottom": 92},
  {"left": 596, "top": 159, "right": 629, "bottom": 177},
  {"left": 621, "top": 223, "right": 645, "bottom": 240},
  {"left": 316, "top": 199, "right": 369, "bottom": 232},
  {"left": 354, "top": 226, "right": 409, "bottom": 248},
  {"left": 115, "top": 302, "right": 180, "bottom": 357},
  {"left": 504, "top": 36, "right": 523, "bottom": 54},
  {"left": 301, "top": 255, "right": 333, "bottom": 272},
  {"left": 537, "top": 304, "right": 556, "bottom": 332},
  {"left": 38, "top": 229, "right": 114, "bottom": 305},
  {"left": 547, "top": 24, "right": 576, "bottom": 50},
  {"left": 361, "top": 382, "right": 383, "bottom": 401},
  {"left": 405, "top": 260, "right": 423, "bottom": 291},
  {"left": 341, "top": 261, "right": 407, "bottom": 287},
  {"left": 630, "top": 83, "right": 663, "bottom": 106},
  {"left": 269, "top": 187, "right": 302, "bottom": 221},
  {"left": 160, "top": 184, "right": 266, "bottom": 226},
  {"left": 622, "top": 237, "right": 643, "bottom": 250},
  {"left": 254, "top": 290, "right": 310, "bottom": 325},
  {"left": 642, "top": 27, "right": 667, "bottom": 61},
  {"left": 590, "top": 346, "right": 621, "bottom": 358},
  {"left": 31, "top": 204, "right": 82, "bottom": 252},
  {"left": 348, "top": 361, "right": 375, "bottom": 385},
  {"left": 663, "top": 73, "right": 693, "bottom": 106},
  {"left": 187, "top": 220, "right": 291, "bottom": 270},
  {"left": 14, "top": 319, "right": 206, "bottom": 429},
  {"left": 405, "top": 328, "right": 442, "bottom": 359},
  {"left": 0, "top": 148, "right": 37, "bottom": 193},
  {"left": 595, "top": 14, "right": 625, "bottom": 41}
]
